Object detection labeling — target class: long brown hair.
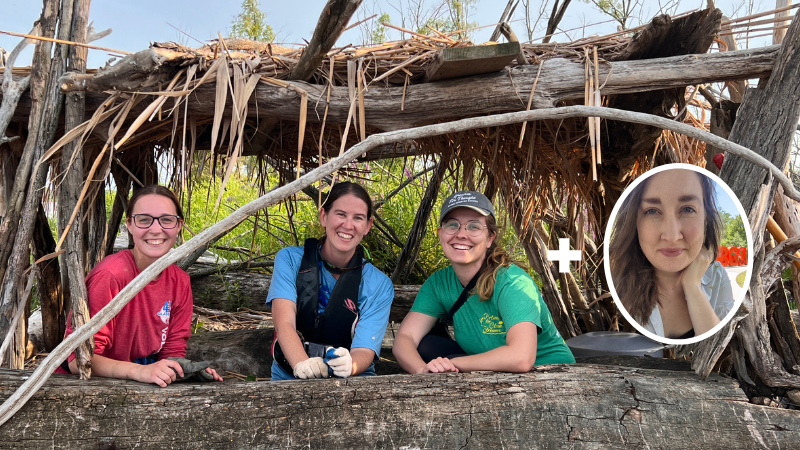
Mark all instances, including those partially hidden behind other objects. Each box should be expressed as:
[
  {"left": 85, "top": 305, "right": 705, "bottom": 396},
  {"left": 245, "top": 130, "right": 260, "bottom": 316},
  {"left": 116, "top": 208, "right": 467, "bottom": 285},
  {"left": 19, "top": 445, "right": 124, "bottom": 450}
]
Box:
[
  {"left": 609, "top": 169, "right": 722, "bottom": 323},
  {"left": 474, "top": 216, "right": 525, "bottom": 301}
]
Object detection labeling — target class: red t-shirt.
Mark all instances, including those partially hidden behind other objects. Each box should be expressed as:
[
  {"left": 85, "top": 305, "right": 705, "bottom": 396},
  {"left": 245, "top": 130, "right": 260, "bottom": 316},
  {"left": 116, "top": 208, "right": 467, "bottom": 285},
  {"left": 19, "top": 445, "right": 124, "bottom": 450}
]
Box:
[{"left": 55, "top": 250, "right": 193, "bottom": 374}]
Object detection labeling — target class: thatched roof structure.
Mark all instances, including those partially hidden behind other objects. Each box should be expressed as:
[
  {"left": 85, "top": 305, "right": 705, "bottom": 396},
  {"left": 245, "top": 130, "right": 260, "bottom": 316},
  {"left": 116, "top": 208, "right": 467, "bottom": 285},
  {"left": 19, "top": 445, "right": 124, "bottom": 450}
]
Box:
[{"left": 2, "top": 7, "right": 777, "bottom": 242}]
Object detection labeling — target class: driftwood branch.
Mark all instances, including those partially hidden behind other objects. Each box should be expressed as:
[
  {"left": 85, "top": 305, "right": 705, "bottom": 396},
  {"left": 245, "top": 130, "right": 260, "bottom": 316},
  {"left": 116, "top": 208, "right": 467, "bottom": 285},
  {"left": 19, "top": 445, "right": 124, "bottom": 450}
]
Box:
[
  {"left": 0, "top": 26, "right": 37, "bottom": 146},
  {"left": 0, "top": 104, "right": 793, "bottom": 425}
]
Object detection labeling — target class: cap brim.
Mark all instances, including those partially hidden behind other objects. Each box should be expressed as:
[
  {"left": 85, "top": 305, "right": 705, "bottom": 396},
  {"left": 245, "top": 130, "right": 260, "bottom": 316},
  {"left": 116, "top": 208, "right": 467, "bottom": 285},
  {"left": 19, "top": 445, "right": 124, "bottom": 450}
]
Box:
[{"left": 441, "top": 205, "right": 492, "bottom": 221}]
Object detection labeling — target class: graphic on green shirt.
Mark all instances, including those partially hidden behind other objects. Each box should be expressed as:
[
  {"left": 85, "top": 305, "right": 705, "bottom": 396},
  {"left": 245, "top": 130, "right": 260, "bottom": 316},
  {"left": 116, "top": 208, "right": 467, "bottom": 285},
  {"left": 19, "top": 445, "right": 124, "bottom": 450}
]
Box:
[{"left": 480, "top": 313, "right": 504, "bottom": 335}]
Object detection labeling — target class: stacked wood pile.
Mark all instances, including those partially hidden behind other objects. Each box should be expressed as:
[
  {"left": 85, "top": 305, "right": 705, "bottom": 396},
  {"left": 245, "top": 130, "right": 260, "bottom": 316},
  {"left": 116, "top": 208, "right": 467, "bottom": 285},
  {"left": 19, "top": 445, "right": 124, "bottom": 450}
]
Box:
[{"left": 2, "top": 0, "right": 800, "bottom": 434}]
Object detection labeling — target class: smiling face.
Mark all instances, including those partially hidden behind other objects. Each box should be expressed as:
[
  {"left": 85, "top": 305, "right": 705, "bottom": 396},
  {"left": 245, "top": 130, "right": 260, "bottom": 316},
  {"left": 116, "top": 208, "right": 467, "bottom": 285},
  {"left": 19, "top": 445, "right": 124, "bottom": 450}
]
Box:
[
  {"left": 319, "top": 193, "right": 373, "bottom": 266},
  {"left": 438, "top": 207, "right": 495, "bottom": 271},
  {"left": 126, "top": 194, "right": 183, "bottom": 271},
  {"left": 636, "top": 169, "right": 706, "bottom": 277}
]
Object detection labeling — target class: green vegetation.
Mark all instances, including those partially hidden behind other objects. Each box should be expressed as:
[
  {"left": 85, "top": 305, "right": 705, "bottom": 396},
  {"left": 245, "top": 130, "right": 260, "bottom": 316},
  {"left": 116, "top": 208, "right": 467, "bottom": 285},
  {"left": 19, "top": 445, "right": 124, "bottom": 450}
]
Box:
[
  {"left": 418, "top": 0, "right": 477, "bottom": 39},
  {"left": 719, "top": 211, "right": 747, "bottom": 247},
  {"left": 230, "top": 0, "right": 275, "bottom": 42}
]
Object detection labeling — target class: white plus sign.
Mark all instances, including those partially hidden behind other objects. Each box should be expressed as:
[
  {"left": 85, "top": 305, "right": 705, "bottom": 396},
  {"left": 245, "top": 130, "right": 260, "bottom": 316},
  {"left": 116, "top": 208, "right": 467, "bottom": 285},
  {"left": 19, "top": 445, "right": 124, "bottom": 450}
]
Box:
[{"left": 547, "top": 238, "right": 582, "bottom": 273}]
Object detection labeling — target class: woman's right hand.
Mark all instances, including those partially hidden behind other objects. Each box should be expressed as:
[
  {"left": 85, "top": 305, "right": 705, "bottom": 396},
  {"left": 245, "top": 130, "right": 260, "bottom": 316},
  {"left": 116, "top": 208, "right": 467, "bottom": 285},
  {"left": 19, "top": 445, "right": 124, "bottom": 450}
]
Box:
[
  {"left": 133, "top": 359, "right": 184, "bottom": 387},
  {"left": 421, "top": 357, "right": 459, "bottom": 374}
]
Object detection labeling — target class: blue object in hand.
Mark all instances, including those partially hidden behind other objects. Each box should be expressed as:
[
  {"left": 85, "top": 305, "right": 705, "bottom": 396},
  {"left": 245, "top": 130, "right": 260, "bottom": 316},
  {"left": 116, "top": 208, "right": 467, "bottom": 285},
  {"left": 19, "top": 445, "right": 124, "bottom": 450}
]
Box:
[{"left": 323, "top": 346, "right": 338, "bottom": 376}]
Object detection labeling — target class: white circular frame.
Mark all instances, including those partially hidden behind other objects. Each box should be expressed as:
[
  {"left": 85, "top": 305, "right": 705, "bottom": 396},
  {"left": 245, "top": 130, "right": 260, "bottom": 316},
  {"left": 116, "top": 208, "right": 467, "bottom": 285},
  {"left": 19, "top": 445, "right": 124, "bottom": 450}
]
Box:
[{"left": 603, "top": 163, "right": 753, "bottom": 345}]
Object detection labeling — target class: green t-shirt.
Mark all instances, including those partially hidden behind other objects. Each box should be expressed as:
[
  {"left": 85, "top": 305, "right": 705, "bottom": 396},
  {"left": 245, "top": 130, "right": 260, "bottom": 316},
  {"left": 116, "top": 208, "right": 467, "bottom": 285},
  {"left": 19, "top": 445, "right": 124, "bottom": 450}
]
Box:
[{"left": 411, "top": 264, "right": 575, "bottom": 365}]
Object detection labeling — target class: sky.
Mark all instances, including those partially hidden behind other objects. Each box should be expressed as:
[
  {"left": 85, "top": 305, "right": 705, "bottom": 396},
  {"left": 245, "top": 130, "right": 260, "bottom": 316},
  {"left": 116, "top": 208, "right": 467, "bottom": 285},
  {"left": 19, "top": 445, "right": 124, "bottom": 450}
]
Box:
[{"left": 0, "top": 0, "right": 778, "bottom": 68}]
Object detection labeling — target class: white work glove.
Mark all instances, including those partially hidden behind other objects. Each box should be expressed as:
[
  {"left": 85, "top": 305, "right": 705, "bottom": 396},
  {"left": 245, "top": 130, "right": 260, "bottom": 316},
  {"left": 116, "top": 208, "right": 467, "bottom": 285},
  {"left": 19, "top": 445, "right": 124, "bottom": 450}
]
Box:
[
  {"left": 327, "top": 347, "right": 353, "bottom": 378},
  {"left": 293, "top": 357, "right": 329, "bottom": 379}
]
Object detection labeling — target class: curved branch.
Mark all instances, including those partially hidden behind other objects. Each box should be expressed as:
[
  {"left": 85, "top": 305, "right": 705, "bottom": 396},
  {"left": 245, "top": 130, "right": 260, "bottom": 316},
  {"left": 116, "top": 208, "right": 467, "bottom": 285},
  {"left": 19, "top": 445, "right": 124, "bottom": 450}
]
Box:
[{"left": 0, "top": 105, "right": 790, "bottom": 425}]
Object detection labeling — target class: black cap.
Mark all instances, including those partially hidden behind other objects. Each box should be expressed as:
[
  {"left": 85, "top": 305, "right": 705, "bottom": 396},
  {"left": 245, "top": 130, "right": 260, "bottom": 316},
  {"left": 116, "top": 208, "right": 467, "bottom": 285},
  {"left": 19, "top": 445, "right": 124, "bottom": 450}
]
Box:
[{"left": 440, "top": 191, "right": 495, "bottom": 223}]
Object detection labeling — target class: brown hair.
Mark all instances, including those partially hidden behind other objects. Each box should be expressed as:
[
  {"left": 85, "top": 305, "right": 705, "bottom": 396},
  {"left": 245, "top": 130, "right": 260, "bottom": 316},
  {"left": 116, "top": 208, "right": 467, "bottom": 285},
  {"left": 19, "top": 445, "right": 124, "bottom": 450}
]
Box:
[
  {"left": 608, "top": 169, "right": 722, "bottom": 323},
  {"left": 321, "top": 181, "right": 373, "bottom": 219},
  {"left": 126, "top": 185, "right": 184, "bottom": 249}
]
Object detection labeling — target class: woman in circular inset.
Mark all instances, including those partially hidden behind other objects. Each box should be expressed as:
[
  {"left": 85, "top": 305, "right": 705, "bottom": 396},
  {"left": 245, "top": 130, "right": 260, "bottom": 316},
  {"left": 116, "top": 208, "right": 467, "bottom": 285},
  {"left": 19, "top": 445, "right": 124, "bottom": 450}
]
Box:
[
  {"left": 268, "top": 181, "right": 394, "bottom": 380},
  {"left": 57, "top": 185, "right": 222, "bottom": 386},
  {"left": 609, "top": 168, "right": 735, "bottom": 339},
  {"left": 393, "top": 191, "right": 574, "bottom": 374}
]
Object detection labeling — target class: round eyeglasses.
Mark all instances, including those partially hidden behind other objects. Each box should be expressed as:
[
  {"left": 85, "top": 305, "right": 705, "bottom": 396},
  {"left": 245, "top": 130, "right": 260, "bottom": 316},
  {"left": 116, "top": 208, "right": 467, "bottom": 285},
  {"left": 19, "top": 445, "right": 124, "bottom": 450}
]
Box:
[
  {"left": 130, "top": 214, "right": 181, "bottom": 229},
  {"left": 440, "top": 219, "right": 488, "bottom": 237}
]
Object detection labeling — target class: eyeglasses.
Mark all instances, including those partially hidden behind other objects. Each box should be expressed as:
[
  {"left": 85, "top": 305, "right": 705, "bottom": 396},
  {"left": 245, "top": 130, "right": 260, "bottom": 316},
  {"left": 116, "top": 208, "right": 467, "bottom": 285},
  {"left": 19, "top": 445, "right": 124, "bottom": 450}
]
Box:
[
  {"left": 130, "top": 214, "right": 181, "bottom": 229},
  {"left": 440, "top": 219, "right": 488, "bottom": 237}
]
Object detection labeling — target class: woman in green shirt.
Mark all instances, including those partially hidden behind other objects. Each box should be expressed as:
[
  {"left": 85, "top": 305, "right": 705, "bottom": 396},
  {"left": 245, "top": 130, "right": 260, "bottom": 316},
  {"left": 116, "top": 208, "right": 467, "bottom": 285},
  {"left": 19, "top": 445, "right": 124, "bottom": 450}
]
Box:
[{"left": 393, "top": 191, "right": 574, "bottom": 374}]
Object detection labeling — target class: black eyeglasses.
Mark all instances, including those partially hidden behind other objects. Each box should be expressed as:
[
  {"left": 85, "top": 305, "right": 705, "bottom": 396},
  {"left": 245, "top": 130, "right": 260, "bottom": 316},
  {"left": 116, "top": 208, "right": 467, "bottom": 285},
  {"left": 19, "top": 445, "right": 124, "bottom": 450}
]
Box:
[
  {"left": 130, "top": 214, "right": 181, "bottom": 229},
  {"left": 440, "top": 219, "right": 488, "bottom": 237}
]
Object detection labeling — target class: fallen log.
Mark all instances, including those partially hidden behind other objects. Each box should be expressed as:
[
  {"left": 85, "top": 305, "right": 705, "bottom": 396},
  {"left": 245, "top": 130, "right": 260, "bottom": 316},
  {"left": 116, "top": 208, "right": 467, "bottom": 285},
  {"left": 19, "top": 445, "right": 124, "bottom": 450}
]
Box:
[
  {"left": 190, "top": 271, "right": 419, "bottom": 322},
  {"left": 2, "top": 43, "right": 775, "bottom": 133},
  {"left": 1, "top": 362, "right": 798, "bottom": 449}
]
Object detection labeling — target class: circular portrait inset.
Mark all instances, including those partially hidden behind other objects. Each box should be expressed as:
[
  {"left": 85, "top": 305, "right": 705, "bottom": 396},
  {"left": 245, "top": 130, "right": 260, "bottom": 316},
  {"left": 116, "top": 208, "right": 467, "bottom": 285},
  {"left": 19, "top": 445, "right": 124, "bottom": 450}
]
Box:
[{"left": 604, "top": 163, "right": 752, "bottom": 345}]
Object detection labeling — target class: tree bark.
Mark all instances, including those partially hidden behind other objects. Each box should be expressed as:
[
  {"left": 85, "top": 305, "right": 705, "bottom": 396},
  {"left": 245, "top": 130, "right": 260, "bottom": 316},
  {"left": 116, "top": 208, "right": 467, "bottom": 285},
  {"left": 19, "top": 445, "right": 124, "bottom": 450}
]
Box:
[
  {"left": 0, "top": 0, "right": 61, "bottom": 368},
  {"left": 1, "top": 363, "right": 799, "bottom": 449},
  {"left": 32, "top": 204, "right": 64, "bottom": 352},
  {"left": 696, "top": 12, "right": 800, "bottom": 386},
  {"left": 49, "top": 44, "right": 780, "bottom": 132},
  {"left": 289, "top": 0, "right": 363, "bottom": 81},
  {"left": 391, "top": 158, "right": 445, "bottom": 283},
  {"left": 57, "top": 0, "right": 94, "bottom": 380}
]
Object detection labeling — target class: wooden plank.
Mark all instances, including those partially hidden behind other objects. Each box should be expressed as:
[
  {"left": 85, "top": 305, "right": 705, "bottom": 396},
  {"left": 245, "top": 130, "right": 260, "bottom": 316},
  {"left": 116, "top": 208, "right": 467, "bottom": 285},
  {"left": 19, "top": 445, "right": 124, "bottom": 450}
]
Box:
[
  {"left": 2, "top": 364, "right": 799, "bottom": 448},
  {"left": 425, "top": 42, "right": 521, "bottom": 82}
]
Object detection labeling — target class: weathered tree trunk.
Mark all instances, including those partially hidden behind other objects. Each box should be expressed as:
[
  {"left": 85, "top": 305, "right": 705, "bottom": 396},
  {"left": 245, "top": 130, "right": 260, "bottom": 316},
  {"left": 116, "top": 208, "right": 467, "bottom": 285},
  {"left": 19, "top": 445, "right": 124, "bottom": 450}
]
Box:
[
  {"left": 32, "top": 204, "right": 64, "bottom": 352},
  {"left": 704, "top": 99, "right": 738, "bottom": 175},
  {"left": 1, "top": 362, "right": 799, "bottom": 449},
  {"left": 0, "top": 0, "right": 61, "bottom": 367},
  {"left": 696, "top": 12, "right": 800, "bottom": 387},
  {"left": 391, "top": 158, "right": 445, "bottom": 283},
  {"left": 58, "top": 0, "right": 94, "bottom": 379}
]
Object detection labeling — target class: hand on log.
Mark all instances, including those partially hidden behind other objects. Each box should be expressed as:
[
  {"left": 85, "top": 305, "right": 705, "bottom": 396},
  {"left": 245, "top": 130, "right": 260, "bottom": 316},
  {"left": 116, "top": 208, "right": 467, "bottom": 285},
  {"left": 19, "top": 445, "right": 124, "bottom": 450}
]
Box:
[
  {"left": 423, "top": 357, "right": 459, "bottom": 374},
  {"left": 133, "top": 359, "right": 184, "bottom": 387}
]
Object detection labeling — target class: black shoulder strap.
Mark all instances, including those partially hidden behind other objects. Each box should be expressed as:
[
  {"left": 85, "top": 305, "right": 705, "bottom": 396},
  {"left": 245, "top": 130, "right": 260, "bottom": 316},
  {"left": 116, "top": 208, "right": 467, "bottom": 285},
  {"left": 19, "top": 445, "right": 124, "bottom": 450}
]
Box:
[
  {"left": 438, "top": 269, "right": 481, "bottom": 325},
  {"left": 295, "top": 238, "right": 320, "bottom": 338}
]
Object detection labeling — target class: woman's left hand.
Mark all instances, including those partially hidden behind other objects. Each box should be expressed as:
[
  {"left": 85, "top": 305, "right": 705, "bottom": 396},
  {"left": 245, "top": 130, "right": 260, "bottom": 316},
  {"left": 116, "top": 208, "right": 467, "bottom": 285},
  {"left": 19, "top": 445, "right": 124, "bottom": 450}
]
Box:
[
  {"left": 422, "top": 357, "right": 459, "bottom": 374},
  {"left": 680, "top": 246, "right": 713, "bottom": 293},
  {"left": 205, "top": 367, "right": 224, "bottom": 381}
]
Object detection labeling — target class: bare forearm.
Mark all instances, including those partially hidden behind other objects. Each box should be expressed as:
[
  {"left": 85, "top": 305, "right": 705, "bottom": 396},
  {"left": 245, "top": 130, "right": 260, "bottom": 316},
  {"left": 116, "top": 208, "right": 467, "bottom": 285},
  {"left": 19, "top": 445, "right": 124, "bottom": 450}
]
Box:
[
  {"left": 452, "top": 346, "right": 536, "bottom": 373},
  {"left": 69, "top": 353, "right": 137, "bottom": 380},
  {"left": 685, "top": 286, "right": 720, "bottom": 335},
  {"left": 274, "top": 321, "right": 309, "bottom": 368},
  {"left": 350, "top": 348, "right": 375, "bottom": 376},
  {"left": 392, "top": 334, "right": 428, "bottom": 374}
]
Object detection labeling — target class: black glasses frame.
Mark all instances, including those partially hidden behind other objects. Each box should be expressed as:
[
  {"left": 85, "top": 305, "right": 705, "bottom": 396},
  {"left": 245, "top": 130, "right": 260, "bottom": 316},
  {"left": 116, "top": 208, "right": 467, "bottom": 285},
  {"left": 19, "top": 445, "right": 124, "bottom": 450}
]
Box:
[{"left": 130, "top": 214, "right": 182, "bottom": 229}]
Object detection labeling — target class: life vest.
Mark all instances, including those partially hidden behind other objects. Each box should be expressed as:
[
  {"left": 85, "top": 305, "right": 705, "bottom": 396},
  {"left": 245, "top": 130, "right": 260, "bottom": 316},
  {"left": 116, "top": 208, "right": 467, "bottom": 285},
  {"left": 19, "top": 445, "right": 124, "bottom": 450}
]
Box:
[{"left": 272, "top": 238, "right": 363, "bottom": 374}]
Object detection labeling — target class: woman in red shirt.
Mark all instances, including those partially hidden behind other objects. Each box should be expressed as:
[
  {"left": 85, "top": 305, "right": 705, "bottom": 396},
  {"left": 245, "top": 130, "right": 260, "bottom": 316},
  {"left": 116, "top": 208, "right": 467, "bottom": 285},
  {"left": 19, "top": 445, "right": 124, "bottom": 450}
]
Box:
[{"left": 57, "top": 185, "right": 221, "bottom": 387}]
